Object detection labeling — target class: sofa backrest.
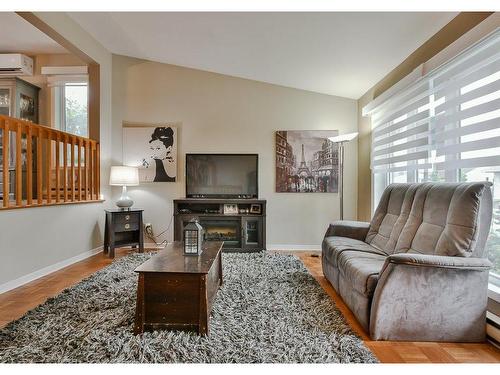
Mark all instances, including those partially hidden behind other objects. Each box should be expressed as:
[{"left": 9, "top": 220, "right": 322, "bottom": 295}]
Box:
[
  {"left": 365, "top": 184, "right": 417, "bottom": 254},
  {"left": 366, "top": 182, "right": 492, "bottom": 258}
]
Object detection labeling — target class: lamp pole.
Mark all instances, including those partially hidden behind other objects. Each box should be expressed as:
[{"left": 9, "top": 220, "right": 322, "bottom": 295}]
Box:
[{"left": 338, "top": 141, "right": 345, "bottom": 220}]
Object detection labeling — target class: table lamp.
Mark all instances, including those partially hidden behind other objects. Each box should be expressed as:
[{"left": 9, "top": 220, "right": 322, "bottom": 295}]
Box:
[
  {"left": 109, "top": 166, "right": 139, "bottom": 209},
  {"left": 328, "top": 132, "right": 358, "bottom": 220}
]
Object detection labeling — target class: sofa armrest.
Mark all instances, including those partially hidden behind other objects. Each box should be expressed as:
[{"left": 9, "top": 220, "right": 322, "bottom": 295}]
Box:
[
  {"left": 324, "top": 220, "right": 370, "bottom": 241},
  {"left": 370, "top": 253, "right": 491, "bottom": 341},
  {"left": 384, "top": 253, "right": 492, "bottom": 271}
]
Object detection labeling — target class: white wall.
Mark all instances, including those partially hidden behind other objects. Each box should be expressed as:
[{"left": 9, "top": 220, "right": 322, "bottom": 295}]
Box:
[
  {"left": 112, "top": 56, "right": 358, "bottom": 248},
  {"left": 0, "top": 13, "right": 112, "bottom": 289}
]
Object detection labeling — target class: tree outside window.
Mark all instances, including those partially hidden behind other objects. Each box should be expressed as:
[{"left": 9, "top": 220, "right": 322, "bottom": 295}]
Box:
[{"left": 62, "top": 83, "right": 88, "bottom": 137}]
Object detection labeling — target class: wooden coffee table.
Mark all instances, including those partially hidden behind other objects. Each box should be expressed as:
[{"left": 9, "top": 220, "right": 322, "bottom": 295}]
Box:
[{"left": 134, "top": 241, "right": 223, "bottom": 335}]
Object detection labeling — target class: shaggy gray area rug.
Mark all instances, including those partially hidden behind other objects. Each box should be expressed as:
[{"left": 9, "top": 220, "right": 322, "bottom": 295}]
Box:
[{"left": 0, "top": 252, "right": 377, "bottom": 363}]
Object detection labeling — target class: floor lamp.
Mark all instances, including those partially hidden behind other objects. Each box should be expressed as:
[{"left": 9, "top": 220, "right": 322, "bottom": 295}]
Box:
[{"left": 328, "top": 132, "right": 358, "bottom": 220}]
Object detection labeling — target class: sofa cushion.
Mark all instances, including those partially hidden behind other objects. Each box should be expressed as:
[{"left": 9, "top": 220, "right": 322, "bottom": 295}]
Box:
[
  {"left": 337, "top": 250, "right": 386, "bottom": 297},
  {"left": 394, "top": 182, "right": 488, "bottom": 257},
  {"left": 365, "top": 183, "right": 419, "bottom": 254},
  {"left": 322, "top": 236, "right": 385, "bottom": 267}
]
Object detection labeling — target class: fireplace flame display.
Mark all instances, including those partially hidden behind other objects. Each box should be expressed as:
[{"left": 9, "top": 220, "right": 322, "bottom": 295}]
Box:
[
  {"left": 205, "top": 226, "right": 238, "bottom": 241},
  {"left": 199, "top": 219, "right": 241, "bottom": 247}
]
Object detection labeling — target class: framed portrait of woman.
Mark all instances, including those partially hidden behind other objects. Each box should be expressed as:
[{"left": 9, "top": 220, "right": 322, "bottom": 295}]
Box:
[{"left": 122, "top": 122, "right": 178, "bottom": 182}]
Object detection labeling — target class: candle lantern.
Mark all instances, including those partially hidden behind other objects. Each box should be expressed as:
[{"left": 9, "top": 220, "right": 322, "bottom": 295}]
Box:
[{"left": 183, "top": 219, "right": 204, "bottom": 256}]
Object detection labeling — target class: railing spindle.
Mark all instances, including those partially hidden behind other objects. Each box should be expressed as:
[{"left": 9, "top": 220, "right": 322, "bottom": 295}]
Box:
[
  {"left": 26, "top": 125, "right": 33, "bottom": 205},
  {"left": 36, "top": 129, "right": 42, "bottom": 204},
  {"left": 96, "top": 143, "right": 100, "bottom": 199},
  {"left": 78, "top": 138, "right": 82, "bottom": 201},
  {"left": 92, "top": 143, "right": 97, "bottom": 200},
  {"left": 1, "top": 118, "right": 9, "bottom": 208},
  {"left": 15, "top": 122, "right": 22, "bottom": 206},
  {"left": 63, "top": 136, "right": 68, "bottom": 202},
  {"left": 55, "top": 134, "right": 60, "bottom": 203},
  {"left": 89, "top": 141, "right": 94, "bottom": 200},
  {"left": 46, "top": 134, "right": 52, "bottom": 204},
  {"left": 70, "top": 136, "right": 75, "bottom": 202},
  {"left": 84, "top": 140, "right": 89, "bottom": 200}
]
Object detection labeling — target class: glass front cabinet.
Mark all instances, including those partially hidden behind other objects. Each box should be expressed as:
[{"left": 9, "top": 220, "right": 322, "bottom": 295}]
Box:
[
  {"left": 0, "top": 78, "right": 40, "bottom": 201},
  {"left": 242, "top": 217, "right": 263, "bottom": 249},
  {"left": 0, "top": 77, "right": 40, "bottom": 123}
]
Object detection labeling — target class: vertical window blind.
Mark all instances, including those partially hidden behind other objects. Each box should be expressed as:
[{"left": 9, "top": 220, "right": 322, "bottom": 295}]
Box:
[{"left": 366, "top": 28, "right": 500, "bottom": 289}]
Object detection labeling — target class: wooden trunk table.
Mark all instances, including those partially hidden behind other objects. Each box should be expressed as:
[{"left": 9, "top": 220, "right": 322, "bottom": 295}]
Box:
[{"left": 134, "top": 241, "right": 223, "bottom": 335}]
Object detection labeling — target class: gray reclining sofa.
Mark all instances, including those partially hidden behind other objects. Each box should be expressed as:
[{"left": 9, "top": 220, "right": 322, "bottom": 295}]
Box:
[{"left": 322, "top": 182, "right": 493, "bottom": 342}]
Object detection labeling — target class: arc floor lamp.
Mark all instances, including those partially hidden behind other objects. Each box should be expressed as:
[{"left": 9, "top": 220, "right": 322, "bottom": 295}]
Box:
[{"left": 328, "top": 132, "right": 358, "bottom": 220}]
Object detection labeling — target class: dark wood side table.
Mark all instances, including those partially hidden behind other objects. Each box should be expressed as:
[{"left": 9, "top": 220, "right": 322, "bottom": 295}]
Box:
[
  {"left": 134, "top": 241, "right": 223, "bottom": 335},
  {"left": 104, "top": 209, "right": 144, "bottom": 258}
]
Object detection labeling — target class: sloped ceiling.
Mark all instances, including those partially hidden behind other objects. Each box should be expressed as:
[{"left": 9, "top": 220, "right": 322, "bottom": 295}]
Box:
[
  {"left": 69, "top": 12, "right": 458, "bottom": 99},
  {"left": 0, "top": 12, "right": 67, "bottom": 55}
]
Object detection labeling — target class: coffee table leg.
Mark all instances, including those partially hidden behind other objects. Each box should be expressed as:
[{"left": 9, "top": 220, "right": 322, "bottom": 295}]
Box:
[
  {"left": 199, "top": 275, "right": 209, "bottom": 335},
  {"left": 219, "top": 252, "right": 223, "bottom": 286},
  {"left": 103, "top": 218, "right": 109, "bottom": 254},
  {"left": 134, "top": 273, "right": 145, "bottom": 335}
]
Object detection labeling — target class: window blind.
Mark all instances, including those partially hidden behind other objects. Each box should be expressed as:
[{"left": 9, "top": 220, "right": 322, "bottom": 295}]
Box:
[
  {"left": 370, "top": 74, "right": 432, "bottom": 173},
  {"left": 369, "top": 28, "right": 500, "bottom": 174}
]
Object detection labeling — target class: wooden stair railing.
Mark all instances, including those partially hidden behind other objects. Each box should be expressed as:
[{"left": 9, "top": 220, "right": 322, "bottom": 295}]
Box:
[{"left": 0, "top": 115, "right": 101, "bottom": 210}]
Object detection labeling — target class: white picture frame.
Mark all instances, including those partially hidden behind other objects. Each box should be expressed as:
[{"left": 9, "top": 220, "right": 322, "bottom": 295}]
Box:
[{"left": 223, "top": 204, "right": 239, "bottom": 215}]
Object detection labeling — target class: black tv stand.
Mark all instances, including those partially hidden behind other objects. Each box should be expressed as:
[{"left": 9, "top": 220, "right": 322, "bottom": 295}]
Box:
[{"left": 173, "top": 198, "right": 266, "bottom": 252}]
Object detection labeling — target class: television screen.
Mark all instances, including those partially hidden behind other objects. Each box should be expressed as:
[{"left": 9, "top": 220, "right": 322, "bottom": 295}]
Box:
[{"left": 186, "top": 154, "right": 258, "bottom": 198}]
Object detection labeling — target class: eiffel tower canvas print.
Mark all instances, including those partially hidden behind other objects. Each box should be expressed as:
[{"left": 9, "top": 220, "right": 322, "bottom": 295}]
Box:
[{"left": 275, "top": 130, "right": 339, "bottom": 193}]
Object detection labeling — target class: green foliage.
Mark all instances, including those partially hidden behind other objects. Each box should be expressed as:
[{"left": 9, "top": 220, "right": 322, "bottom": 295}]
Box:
[
  {"left": 65, "top": 97, "right": 87, "bottom": 136},
  {"left": 488, "top": 231, "right": 500, "bottom": 276},
  {"left": 428, "top": 170, "right": 443, "bottom": 182},
  {"left": 488, "top": 206, "right": 500, "bottom": 277},
  {"left": 459, "top": 170, "right": 468, "bottom": 182}
]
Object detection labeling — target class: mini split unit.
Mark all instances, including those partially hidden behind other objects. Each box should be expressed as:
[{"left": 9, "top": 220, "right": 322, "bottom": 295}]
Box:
[{"left": 0, "top": 54, "right": 34, "bottom": 76}]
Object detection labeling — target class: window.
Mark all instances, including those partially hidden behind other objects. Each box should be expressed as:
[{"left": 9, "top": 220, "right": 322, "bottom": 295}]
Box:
[
  {"left": 51, "top": 76, "right": 88, "bottom": 137},
  {"left": 367, "top": 29, "right": 500, "bottom": 291},
  {"left": 55, "top": 82, "right": 88, "bottom": 137},
  {"left": 63, "top": 83, "right": 88, "bottom": 137}
]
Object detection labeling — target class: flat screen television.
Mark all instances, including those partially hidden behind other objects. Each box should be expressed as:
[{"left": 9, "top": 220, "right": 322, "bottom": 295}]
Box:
[{"left": 186, "top": 154, "right": 258, "bottom": 198}]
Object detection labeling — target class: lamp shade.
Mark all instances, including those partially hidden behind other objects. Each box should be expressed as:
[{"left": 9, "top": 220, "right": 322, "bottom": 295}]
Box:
[
  {"left": 109, "top": 166, "right": 139, "bottom": 186},
  {"left": 328, "top": 132, "right": 358, "bottom": 143}
]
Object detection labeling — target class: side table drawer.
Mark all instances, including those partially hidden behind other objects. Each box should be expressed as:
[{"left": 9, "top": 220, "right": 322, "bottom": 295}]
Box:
[
  {"left": 118, "top": 222, "right": 140, "bottom": 232},
  {"left": 115, "top": 213, "right": 140, "bottom": 224}
]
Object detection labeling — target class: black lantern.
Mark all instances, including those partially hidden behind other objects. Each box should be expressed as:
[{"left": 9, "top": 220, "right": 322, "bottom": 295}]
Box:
[{"left": 183, "top": 219, "right": 204, "bottom": 256}]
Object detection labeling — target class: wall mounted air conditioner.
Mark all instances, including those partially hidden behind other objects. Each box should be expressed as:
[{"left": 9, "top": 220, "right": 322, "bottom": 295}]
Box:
[{"left": 0, "top": 54, "right": 33, "bottom": 76}]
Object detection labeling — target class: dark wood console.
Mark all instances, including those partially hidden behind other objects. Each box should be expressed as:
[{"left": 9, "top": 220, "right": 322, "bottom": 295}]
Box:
[{"left": 173, "top": 198, "right": 266, "bottom": 252}]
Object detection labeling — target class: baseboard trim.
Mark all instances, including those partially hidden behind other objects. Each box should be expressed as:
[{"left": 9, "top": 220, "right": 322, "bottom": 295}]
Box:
[
  {"left": 266, "top": 244, "right": 321, "bottom": 251},
  {"left": 0, "top": 246, "right": 103, "bottom": 294}
]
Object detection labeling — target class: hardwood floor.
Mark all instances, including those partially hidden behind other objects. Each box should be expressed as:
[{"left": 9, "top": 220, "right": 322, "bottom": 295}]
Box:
[{"left": 1, "top": 248, "right": 499, "bottom": 363}]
